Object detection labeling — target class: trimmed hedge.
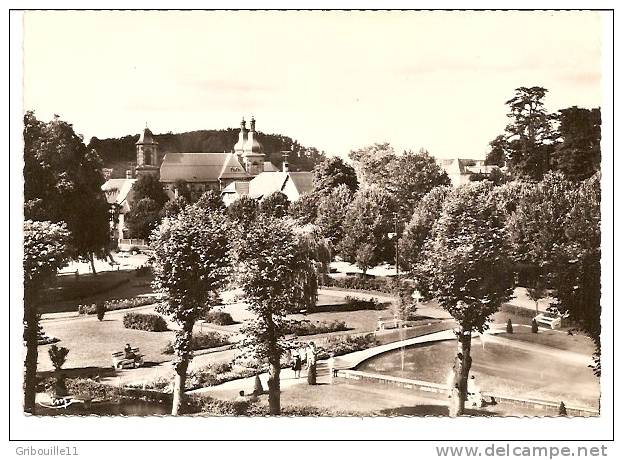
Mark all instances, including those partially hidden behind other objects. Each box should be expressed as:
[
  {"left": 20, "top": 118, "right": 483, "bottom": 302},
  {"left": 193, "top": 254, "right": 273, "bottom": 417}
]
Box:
[
  {"left": 317, "top": 333, "right": 379, "bottom": 359},
  {"left": 122, "top": 312, "right": 168, "bottom": 332},
  {"left": 284, "top": 320, "right": 348, "bottom": 336},
  {"left": 78, "top": 296, "right": 156, "bottom": 315},
  {"left": 310, "top": 296, "right": 386, "bottom": 313},
  {"left": 162, "top": 332, "right": 231, "bottom": 354},
  {"left": 203, "top": 310, "right": 236, "bottom": 326},
  {"left": 321, "top": 276, "right": 411, "bottom": 294}
]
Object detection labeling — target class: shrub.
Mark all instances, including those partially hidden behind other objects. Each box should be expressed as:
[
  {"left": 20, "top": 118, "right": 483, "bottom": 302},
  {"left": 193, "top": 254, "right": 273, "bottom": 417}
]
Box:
[
  {"left": 559, "top": 401, "right": 567, "bottom": 416},
  {"left": 310, "top": 296, "right": 386, "bottom": 313},
  {"left": 531, "top": 318, "right": 539, "bottom": 333},
  {"left": 317, "top": 333, "right": 379, "bottom": 359},
  {"left": 96, "top": 302, "right": 106, "bottom": 321},
  {"left": 135, "top": 265, "right": 151, "bottom": 277},
  {"left": 506, "top": 319, "right": 513, "bottom": 334},
  {"left": 129, "top": 246, "right": 141, "bottom": 254},
  {"left": 284, "top": 320, "right": 348, "bottom": 336},
  {"left": 65, "top": 378, "right": 122, "bottom": 402},
  {"left": 78, "top": 296, "right": 156, "bottom": 315},
  {"left": 184, "top": 394, "right": 252, "bottom": 415},
  {"left": 123, "top": 312, "right": 168, "bottom": 332},
  {"left": 203, "top": 310, "right": 236, "bottom": 326},
  {"left": 322, "top": 276, "right": 412, "bottom": 294},
  {"left": 48, "top": 344, "right": 69, "bottom": 371},
  {"left": 162, "top": 332, "right": 231, "bottom": 354}
]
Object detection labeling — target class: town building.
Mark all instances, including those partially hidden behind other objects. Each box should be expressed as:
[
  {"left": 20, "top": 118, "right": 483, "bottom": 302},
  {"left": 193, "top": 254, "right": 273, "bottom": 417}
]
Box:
[
  {"left": 101, "top": 116, "right": 313, "bottom": 241},
  {"left": 437, "top": 158, "right": 499, "bottom": 187}
]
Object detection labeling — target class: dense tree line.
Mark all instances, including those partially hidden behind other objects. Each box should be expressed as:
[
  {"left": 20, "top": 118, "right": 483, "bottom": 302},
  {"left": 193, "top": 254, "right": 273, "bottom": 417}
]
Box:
[{"left": 485, "top": 86, "right": 601, "bottom": 182}]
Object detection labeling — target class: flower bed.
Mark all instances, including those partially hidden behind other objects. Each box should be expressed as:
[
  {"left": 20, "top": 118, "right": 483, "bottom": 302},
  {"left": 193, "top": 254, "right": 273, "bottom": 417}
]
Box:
[
  {"left": 162, "top": 332, "right": 231, "bottom": 355},
  {"left": 78, "top": 296, "right": 156, "bottom": 315},
  {"left": 284, "top": 319, "right": 348, "bottom": 336}
]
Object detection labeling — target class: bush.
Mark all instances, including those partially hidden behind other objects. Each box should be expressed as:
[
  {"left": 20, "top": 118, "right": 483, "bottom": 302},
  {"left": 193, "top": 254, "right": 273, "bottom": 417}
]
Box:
[
  {"left": 162, "top": 332, "right": 231, "bottom": 354},
  {"left": 322, "top": 276, "right": 412, "bottom": 294},
  {"left": 78, "top": 296, "right": 156, "bottom": 315},
  {"left": 284, "top": 320, "right": 348, "bottom": 336},
  {"left": 531, "top": 318, "right": 539, "bottom": 333},
  {"left": 48, "top": 344, "right": 69, "bottom": 371},
  {"left": 96, "top": 302, "right": 106, "bottom": 321},
  {"left": 135, "top": 265, "right": 151, "bottom": 277},
  {"left": 309, "top": 296, "right": 386, "bottom": 313},
  {"left": 559, "top": 401, "right": 567, "bottom": 416},
  {"left": 317, "top": 333, "right": 379, "bottom": 359},
  {"left": 123, "top": 312, "right": 168, "bottom": 332},
  {"left": 506, "top": 319, "right": 513, "bottom": 334},
  {"left": 129, "top": 246, "right": 141, "bottom": 254},
  {"left": 203, "top": 310, "right": 236, "bottom": 326},
  {"left": 184, "top": 394, "right": 252, "bottom": 416},
  {"left": 65, "top": 378, "right": 122, "bottom": 402}
]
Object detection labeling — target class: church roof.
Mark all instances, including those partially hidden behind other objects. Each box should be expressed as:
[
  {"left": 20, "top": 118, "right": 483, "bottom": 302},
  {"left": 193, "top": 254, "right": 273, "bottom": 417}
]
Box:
[
  {"left": 247, "top": 172, "right": 289, "bottom": 199},
  {"left": 287, "top": 172, "right": 314, "bottom": 195},
  {"left": 160, "top": 152, "right": 248, "bottom": 183}
]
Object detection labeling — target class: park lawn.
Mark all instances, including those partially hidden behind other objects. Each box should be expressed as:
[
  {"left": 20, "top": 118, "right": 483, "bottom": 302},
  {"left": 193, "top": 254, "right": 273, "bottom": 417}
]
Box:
[
  {"left": 38, "top": 310, "right": 176, "bottom": 372},
  {"left": 499, "top": 326, "right": 595, "bottom": 355},
  {"left": 40, "top": 270, "right": 156, "bottom": 314}
]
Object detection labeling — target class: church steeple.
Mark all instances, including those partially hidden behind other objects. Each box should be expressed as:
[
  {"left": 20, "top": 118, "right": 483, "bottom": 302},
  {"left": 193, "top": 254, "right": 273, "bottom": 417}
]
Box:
[{"left": 135, "top": 125, "right": 160, "bottom": 178}]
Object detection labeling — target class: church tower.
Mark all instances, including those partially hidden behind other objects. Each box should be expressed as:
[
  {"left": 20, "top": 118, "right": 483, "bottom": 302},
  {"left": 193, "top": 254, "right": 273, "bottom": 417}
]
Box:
[
  {"left": 135, "top": 125, "right": 160, "bottom": 178},
  {"left": 240, "top": 116, "right": 265, "bottom": 176}
]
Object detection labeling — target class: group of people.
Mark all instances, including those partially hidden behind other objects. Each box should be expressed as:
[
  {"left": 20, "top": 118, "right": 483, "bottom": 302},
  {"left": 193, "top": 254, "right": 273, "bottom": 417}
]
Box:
[
  {"left": 290, "top": 342, "right": 316, "bottom": 379},
  {"left": 288, "top": 342, "right": 337, "bottom": 381}
]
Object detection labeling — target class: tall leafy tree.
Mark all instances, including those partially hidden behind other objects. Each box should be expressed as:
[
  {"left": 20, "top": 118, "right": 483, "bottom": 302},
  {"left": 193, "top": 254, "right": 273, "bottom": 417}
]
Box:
[
  {"left": 399, "top": 185, "right": 451, "bottom": 274},
  {"left": 315, "top": 184, "right": 353, "bottom": 250},
  {"left": 417, "top": 182, "right": 514, "bottom": 416},
  {"left": 312, "top": 156, "right": 359, "bottom": 195},
  {"left": 195, "top": 189, "right": 226, "bottom": 213},
  {"left": 485, "top": 135, "right": 507, "bottom": 167},
  {"left": 173, "top": 179, "right": 192, "bottom": 202},
  {"left": 235, "top": 217, "right": 318, "bottom": 415},
  {"left": 260, "top": 191, "right": 290, "bottom": 218},
  {"left": 288, "top": 193, "right": 318, "bottom": 225},
  {"left": 24, "top": 112, "right": 110, "bottom": 273},
  {"left": 349, "top": 144, "right": 449, "bottom": 219},
  {"left": 385, "top": 149, "right": 451, "bottom": 220},
  {"left": 502, "top": 86, "right": 556, "bottom": 180},
  {"left": 125, "top": 198, "right": 161, "bottom": 239},
  {"left": 227, "top": 195, "right": 258, "bottom": 233},
  {"left": 550, "top": 174, "right": 601, "bottom": 374},
  {"left": 339, "top": 187, "right": 397, "bottom": 275},
  {"left": 151, "top": 205, "right": 232, "bottom": 415},
  {"left": 23, "top": 220, "right": 70, "bottom": 413},
  {"left": 160, "top": 196, "right": 189, "bottom": 219},
  {"left": 552, "top": 106, "right": 601, "bottom": 181},
  {"left": 132, "top": 174, "right": 169, "bottom": 207}
]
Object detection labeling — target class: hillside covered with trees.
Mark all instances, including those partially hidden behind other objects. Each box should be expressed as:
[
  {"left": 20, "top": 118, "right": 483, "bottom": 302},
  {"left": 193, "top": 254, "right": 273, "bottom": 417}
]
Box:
[{"left": 88, "top": 128, "right": 327, "bottom": 178}]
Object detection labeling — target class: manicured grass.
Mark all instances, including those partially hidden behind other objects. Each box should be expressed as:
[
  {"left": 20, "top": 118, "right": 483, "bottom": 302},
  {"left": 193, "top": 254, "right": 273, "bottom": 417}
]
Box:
[
  {"left": 38, "top": 307, "right": 176, "bottom": 372},
  {"left": 41, "top": 270, "right": 156, "bottom": 314}
]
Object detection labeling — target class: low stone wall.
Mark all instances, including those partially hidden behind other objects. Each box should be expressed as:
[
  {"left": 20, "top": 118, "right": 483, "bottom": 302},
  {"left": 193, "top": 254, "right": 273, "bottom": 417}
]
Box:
[{"left": 337, "top": 369, "right": 599, "bottom": 417}]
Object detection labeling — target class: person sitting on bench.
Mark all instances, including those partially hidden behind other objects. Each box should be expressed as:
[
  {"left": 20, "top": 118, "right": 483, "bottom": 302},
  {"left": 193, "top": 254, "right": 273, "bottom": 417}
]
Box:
[{"left": 124, "top": 343, "right": 135, "bottom": 360}]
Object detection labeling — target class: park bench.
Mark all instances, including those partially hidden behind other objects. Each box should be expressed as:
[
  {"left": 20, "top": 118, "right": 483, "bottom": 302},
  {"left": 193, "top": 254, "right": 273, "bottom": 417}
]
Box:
[
  {"left": 533, "top": 312, "right": 562, "bottom": 330},
  {"left": 111, "top": 348, "right": 144, "bottom": 369}
]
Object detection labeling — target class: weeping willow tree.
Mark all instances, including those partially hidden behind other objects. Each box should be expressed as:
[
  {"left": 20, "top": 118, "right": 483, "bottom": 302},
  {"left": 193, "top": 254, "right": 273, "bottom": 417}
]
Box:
[{"left": 234, "top": 216, "right": 319, "bottom": 415}]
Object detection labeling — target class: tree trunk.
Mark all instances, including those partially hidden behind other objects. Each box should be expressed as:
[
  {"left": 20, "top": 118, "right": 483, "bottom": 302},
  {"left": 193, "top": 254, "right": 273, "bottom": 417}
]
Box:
[
  {"left": 449, "top": 328, "right": 472, "bottom": 417},
  {"left": 171, "top": 320, "right": 195, "bottom": 415},
  {"left": 171, "top": 358, "right": 189, "bottom": 416},
  {"left": 89, "top": 252, "right": 97, "bottom": 275},
  {"left": 267, "top": 357, "right": 281, "bottom": 415},
  {"left": 23, "top": 304, "right": 39, "bottom": 414},
  {"left": 535, "top": 299, "right": 539, "bottom": 314}
]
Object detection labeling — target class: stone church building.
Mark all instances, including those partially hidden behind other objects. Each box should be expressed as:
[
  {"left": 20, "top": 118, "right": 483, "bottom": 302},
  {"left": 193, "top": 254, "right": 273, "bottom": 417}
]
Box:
[{"left": 102, "top": 117, "right": 313, "bottom": 241}]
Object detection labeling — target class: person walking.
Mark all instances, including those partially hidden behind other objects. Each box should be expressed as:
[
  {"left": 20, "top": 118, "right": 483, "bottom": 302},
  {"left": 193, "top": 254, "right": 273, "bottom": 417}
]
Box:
[{"left": 292, "top": 352, "right": 302, "bottom": 379}]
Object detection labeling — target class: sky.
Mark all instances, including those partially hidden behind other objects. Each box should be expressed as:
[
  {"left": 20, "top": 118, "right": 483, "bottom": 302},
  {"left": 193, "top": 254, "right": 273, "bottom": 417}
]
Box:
[{"left": 22, "top": 10, "right": 604, "bottom": 160}]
